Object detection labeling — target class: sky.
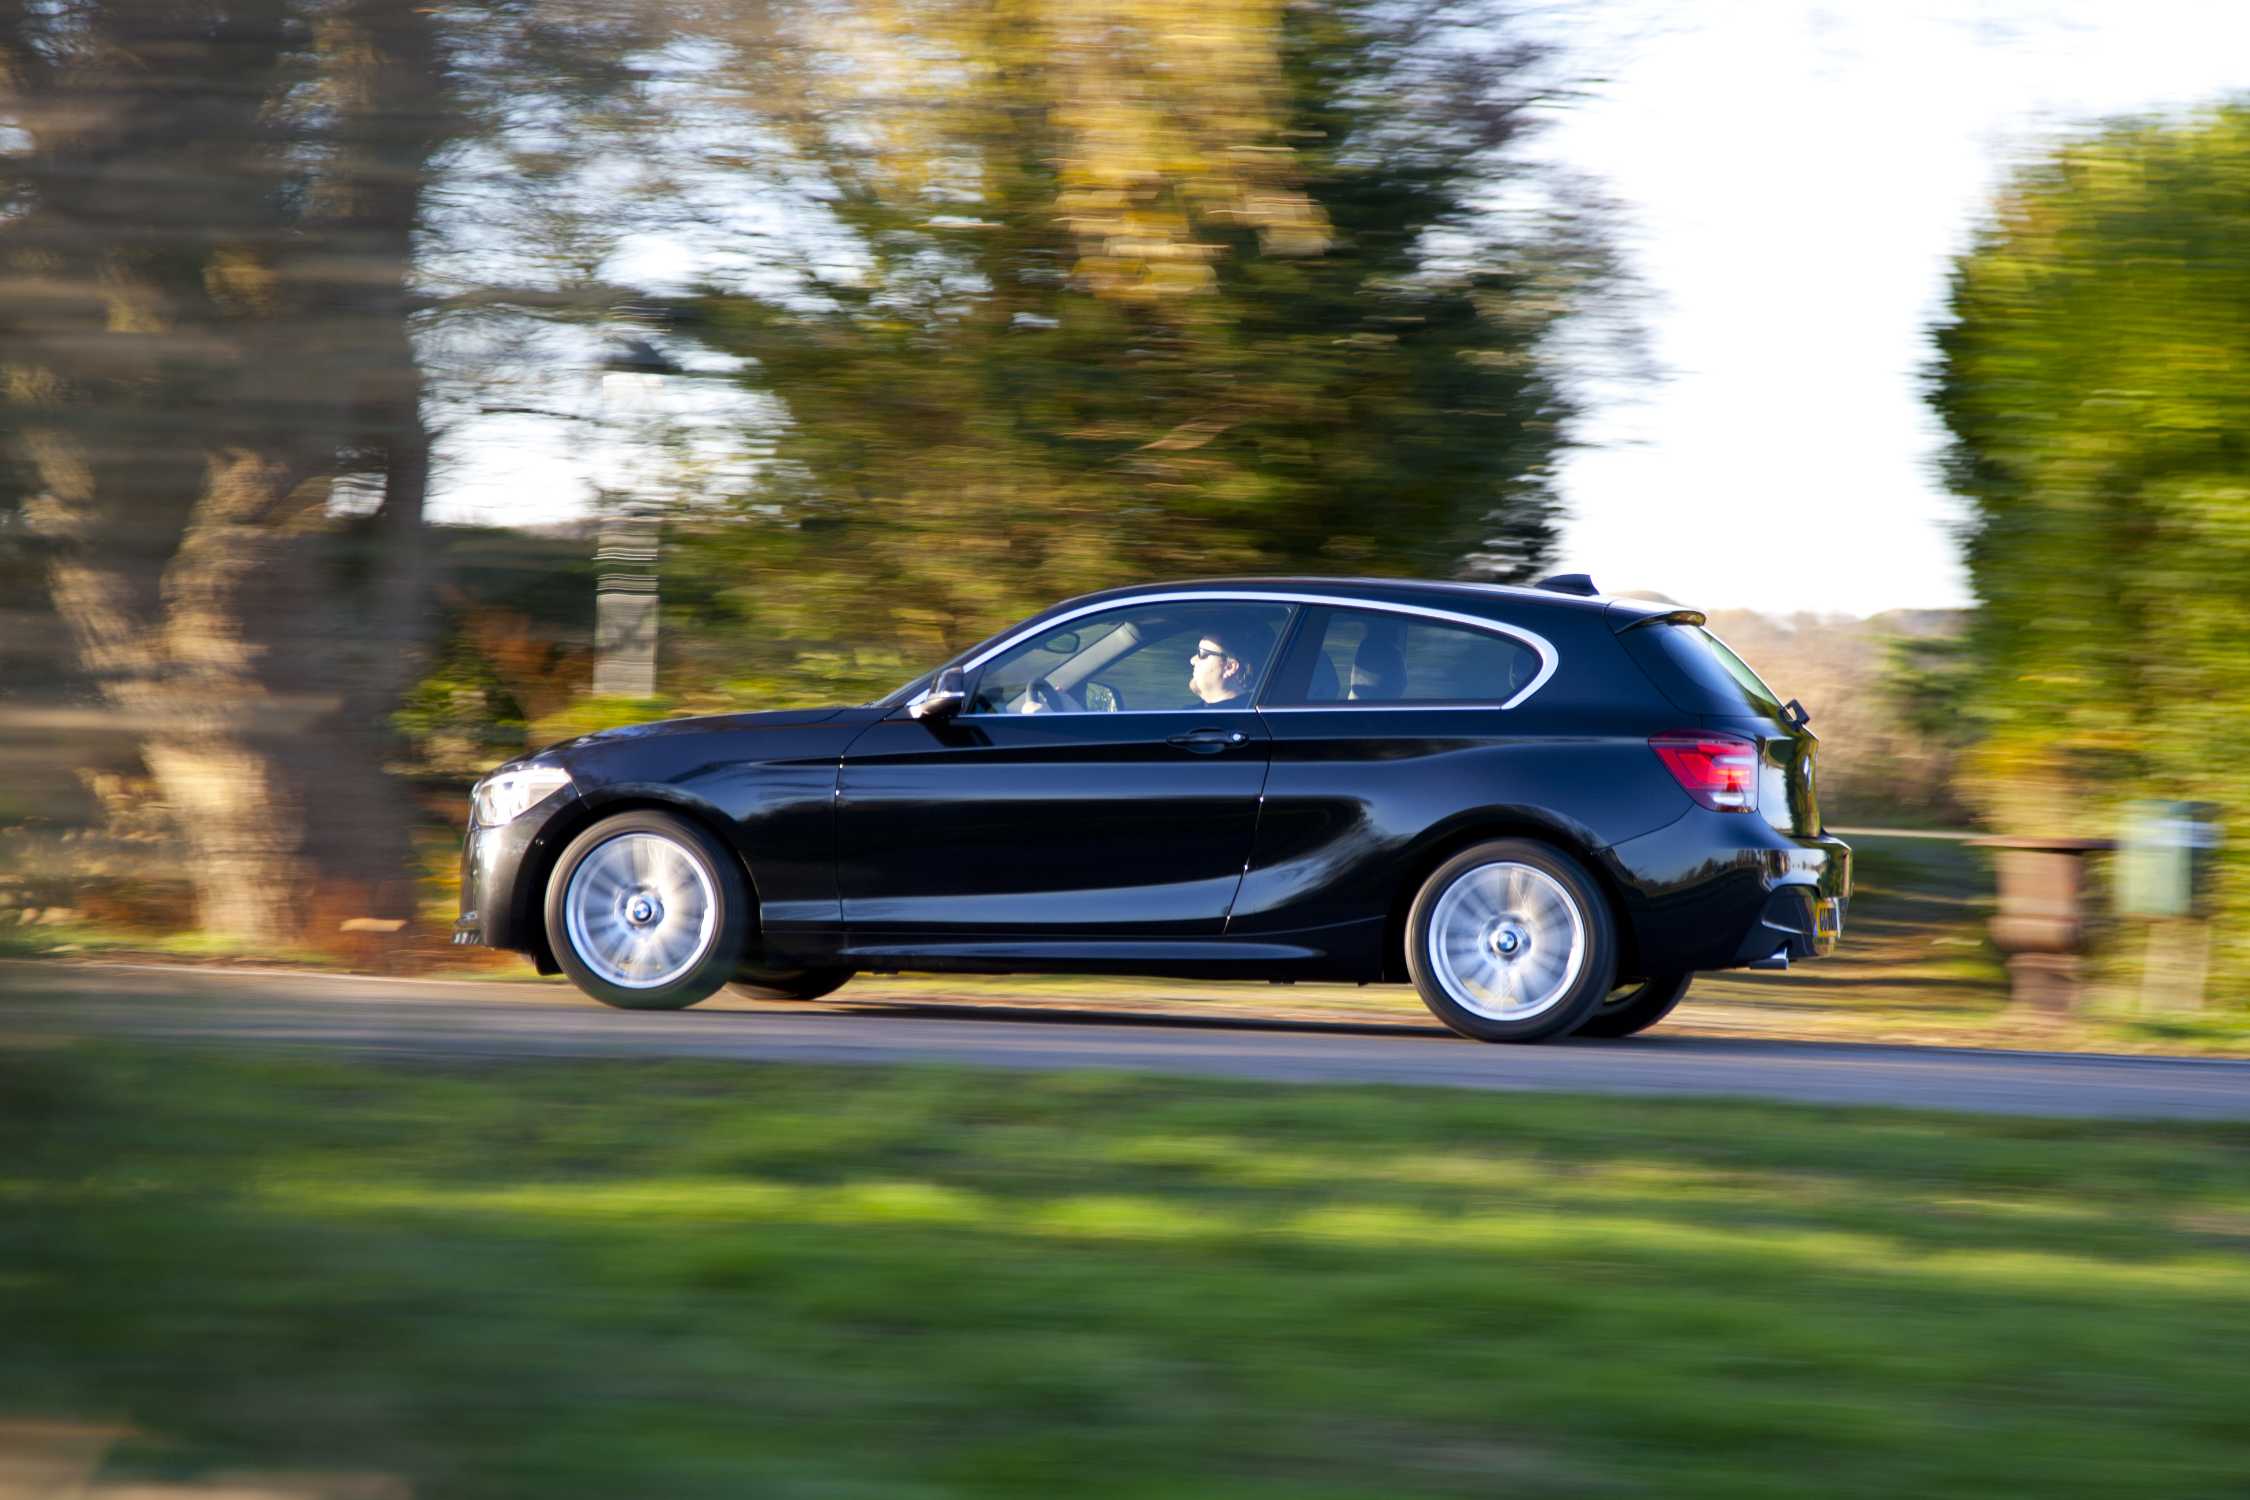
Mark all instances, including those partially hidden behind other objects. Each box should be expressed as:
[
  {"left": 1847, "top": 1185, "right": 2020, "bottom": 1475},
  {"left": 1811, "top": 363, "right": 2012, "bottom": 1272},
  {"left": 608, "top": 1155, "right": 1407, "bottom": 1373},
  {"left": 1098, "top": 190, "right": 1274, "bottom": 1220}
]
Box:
[
  {"left": 1534, "top": 1, "right": 2250, "bottom": 616},
  {"left": 428, "top": 1, "right": 2250, "bottom": 620}
]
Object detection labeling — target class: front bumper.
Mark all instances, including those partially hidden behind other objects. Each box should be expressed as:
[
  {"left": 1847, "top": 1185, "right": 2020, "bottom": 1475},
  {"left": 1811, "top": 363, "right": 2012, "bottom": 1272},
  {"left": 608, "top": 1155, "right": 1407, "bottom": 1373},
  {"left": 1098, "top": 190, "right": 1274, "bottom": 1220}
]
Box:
[
  {"left": 1601, "top": 810, "right": 1852, "bottom": 975},
  {"left": 457, "top": 790, "right": 578, "bottom": 954}
]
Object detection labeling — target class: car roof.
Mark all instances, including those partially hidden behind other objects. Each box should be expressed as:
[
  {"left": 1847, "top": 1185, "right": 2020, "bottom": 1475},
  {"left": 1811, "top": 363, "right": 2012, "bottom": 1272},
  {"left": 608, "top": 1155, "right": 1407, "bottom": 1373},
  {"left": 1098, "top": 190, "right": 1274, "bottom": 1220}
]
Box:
[{"left": 1061, "top": 576, "right": 1679, "bottom": 622}]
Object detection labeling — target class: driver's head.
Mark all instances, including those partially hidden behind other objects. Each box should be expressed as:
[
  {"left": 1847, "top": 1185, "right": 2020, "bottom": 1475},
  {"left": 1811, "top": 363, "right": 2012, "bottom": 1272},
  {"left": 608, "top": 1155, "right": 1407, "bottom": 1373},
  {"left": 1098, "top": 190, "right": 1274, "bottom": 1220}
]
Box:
[{"left": 1189, "top": 620, "right": 1274, "bottom": 704}]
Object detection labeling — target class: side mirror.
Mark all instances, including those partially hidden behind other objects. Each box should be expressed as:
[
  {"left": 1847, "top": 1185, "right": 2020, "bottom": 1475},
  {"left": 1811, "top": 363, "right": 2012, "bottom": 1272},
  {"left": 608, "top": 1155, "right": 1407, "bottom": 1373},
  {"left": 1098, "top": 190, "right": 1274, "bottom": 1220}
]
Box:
[{"left": 908, "top": 667, "right": 968, "bottom": 722}]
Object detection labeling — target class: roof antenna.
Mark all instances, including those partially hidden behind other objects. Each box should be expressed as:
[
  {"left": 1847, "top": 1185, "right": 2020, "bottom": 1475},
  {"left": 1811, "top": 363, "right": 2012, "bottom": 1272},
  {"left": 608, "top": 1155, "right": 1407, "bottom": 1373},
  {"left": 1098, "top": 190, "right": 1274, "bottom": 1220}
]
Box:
[{"left": 1534, "top": 573, "right": 1600, "bottom": 597}]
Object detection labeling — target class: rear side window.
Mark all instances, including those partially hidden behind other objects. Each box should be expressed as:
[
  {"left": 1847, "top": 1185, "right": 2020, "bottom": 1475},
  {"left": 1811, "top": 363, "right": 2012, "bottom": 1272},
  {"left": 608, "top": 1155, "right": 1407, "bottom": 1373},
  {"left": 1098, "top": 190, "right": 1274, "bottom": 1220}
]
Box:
[
  {"left": 1265, "top": 607, "right": 1541, "bottom": 706},
  {"left": 1621, "top": 623, "right": 1785, "bottom": 717}
]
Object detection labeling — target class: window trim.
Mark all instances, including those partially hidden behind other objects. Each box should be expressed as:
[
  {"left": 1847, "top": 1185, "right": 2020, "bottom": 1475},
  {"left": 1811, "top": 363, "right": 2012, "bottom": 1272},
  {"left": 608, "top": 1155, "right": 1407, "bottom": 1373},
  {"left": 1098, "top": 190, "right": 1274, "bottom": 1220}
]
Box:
[{"left": 943, "top": 590, "right": 1559, "bottom": 717}]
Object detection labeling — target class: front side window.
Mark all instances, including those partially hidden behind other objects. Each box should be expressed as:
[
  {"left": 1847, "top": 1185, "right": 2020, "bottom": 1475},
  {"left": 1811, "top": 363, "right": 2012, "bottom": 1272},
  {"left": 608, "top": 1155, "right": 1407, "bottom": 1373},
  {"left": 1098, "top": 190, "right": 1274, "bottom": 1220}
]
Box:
[
  {"left": 966, "top": 601, "right": 1293, "bottom": 714},
  {"left": 1265, "top": 607, "right": 1540, "bottom": 706}
]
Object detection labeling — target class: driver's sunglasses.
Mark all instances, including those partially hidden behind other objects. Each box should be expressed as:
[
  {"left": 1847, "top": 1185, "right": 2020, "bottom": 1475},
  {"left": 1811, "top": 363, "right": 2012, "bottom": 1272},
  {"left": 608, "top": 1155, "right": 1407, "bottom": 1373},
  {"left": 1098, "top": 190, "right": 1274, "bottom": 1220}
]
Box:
[{"left": 1191, "top": 646, "right": 1226, "bottom": 662}]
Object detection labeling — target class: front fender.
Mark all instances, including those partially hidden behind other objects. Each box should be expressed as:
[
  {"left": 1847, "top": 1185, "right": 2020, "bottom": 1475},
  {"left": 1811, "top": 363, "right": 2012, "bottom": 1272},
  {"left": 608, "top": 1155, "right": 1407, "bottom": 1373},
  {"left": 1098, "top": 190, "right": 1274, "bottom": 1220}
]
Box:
[{"left": 547, "top": 714, "right": 874, "bottom": 930}]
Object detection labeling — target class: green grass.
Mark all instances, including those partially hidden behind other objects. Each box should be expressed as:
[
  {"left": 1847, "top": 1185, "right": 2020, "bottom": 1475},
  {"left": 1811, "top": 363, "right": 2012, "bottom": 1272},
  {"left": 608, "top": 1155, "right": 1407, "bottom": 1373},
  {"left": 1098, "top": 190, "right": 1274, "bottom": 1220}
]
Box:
[
  {"left": 5, "top": 1047, "right": 2249, "bottom": 1497},
  {"left": 0, "top": 919, "right": 349, "bottom": 968}
]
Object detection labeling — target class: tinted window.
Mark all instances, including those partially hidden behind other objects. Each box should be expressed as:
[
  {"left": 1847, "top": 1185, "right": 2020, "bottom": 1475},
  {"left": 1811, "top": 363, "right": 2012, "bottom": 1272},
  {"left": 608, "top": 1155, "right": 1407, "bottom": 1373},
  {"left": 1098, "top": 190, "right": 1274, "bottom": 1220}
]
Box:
[
  {"left": 1696, "top": 628, "right": 1785, "bottom": 711},
  {"left": 1621, "top": 623, "right": 1785, "bottom": 718},
  {"left": 967, "top": 601, "right": 1292, "bottom": 714},
  {"left": 1265, "top": 607, "right": 1540, "bottom": 706}
]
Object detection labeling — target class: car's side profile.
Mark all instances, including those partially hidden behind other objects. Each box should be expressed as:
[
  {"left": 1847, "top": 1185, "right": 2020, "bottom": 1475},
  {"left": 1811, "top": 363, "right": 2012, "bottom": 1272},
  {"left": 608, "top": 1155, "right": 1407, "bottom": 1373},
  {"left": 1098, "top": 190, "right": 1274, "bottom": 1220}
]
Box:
[{"left": 456, "top": 576, "right": 1850, "bottom": 1042}]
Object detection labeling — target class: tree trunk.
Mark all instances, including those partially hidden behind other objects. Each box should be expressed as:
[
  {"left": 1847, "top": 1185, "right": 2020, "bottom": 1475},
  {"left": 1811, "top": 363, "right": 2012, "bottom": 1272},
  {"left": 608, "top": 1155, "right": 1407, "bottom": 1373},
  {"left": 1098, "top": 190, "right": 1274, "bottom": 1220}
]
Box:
[{"left": 2, "top": 0, "right": 453, "bottom": 948}]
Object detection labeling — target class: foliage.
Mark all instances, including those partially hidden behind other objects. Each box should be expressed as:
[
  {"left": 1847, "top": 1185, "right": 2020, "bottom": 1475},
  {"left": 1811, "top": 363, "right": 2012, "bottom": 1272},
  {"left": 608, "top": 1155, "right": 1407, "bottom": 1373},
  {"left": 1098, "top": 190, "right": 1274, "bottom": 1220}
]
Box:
[
  {"left": 391, "top": 524, "right": 618, "bottom": 769},
  {"left": 661, "top": 0, "right": 1622, "bottom": 703},
  {"left": 9, "top": 1044, "right": 2250, "bottom": 1497},
  {"left": 1931, "top": 104, "right": 2250, "bottom": 1000},
  {"left": 390, "top": 642, "right": 538, "bottom": 780}
]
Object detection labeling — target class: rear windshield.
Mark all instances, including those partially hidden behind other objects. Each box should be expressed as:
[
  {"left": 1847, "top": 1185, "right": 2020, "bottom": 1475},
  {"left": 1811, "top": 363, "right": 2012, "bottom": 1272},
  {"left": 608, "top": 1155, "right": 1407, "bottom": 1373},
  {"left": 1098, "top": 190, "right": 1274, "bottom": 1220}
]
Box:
[{"left": 1621, "top": 623, "right": 1787, "bottom": 718}]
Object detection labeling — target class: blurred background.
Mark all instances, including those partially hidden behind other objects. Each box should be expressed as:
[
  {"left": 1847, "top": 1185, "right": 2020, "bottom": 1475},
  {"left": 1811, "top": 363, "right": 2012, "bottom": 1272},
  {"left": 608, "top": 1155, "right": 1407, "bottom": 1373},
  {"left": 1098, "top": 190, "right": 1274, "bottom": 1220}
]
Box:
[{"left": 0, "top": 0, "right": 2242, "bottom": 1020}]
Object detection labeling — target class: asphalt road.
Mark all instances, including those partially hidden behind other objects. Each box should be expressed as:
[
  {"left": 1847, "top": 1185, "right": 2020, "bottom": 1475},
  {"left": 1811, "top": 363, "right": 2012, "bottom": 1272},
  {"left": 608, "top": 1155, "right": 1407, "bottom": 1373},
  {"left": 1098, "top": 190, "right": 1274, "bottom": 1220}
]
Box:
[{"left": 7, "top": 959, "right": 2250, "bottom": 1121}]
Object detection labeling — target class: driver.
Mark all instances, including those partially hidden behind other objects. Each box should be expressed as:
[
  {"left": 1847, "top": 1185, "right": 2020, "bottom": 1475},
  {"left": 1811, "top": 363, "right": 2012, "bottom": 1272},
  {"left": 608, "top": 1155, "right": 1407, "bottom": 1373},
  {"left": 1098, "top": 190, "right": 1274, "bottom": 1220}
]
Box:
[{"left": 1189, "top": 621, "right": 1273, "bottom": 707}]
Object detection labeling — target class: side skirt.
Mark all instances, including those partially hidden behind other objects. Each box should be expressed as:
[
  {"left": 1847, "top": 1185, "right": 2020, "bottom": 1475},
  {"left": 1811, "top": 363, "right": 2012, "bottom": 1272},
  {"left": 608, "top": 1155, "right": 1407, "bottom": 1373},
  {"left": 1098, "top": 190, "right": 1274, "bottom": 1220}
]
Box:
[{"left": 754, "top": 918, "right": 1390, "bottom": 982}]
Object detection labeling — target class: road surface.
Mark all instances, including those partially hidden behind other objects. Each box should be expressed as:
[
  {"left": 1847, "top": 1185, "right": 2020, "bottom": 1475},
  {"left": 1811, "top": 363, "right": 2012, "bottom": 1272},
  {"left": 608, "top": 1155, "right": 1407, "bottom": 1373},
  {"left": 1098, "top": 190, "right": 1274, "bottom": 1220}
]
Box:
[{"left": 6, "top": 959, "right": 2249, "bottom": 1120}]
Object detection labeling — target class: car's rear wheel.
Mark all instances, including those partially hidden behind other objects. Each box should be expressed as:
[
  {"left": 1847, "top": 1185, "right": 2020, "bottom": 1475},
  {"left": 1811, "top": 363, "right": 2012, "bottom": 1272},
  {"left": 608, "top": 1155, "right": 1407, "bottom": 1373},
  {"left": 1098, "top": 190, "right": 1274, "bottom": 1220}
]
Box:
[
  {"left": 1405, "top": 839, "right": 1617, "bottom": 1043},
  {"left": 545, "top": 810, "right": 748, "bottom": 1010},
  {"left": 727, "top": 966, "right": 853, "bottom": 1002},
  {"left": 1573, "top": 970, "right": 1692, "bottom": 1039}
]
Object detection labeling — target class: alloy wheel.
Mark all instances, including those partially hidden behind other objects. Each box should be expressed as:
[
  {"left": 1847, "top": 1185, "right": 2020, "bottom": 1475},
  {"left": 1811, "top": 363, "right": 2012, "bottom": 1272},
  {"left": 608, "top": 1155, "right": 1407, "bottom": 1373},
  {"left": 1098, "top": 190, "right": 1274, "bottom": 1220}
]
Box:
[
  {"left": 562, "top": 831, "right": 719, "bottom": 989},
  {"left": 1425, "top": 860, "right": 1588, "bottom": 1022}
]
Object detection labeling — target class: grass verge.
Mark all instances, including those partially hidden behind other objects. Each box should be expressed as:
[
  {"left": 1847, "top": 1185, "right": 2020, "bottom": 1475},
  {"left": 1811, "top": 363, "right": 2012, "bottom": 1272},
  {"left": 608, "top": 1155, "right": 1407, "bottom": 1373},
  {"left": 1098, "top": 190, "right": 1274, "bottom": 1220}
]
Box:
[{"left": 4, "top": 1045, "right": 2248, "bottom": 1497}]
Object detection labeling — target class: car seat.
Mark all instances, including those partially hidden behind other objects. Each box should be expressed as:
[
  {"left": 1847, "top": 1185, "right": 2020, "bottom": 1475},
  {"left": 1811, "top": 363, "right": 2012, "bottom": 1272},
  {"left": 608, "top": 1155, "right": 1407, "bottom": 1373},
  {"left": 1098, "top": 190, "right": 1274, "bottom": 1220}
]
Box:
[{"left": 1348, "top": 624, "right": 1406, "bottom": 701}]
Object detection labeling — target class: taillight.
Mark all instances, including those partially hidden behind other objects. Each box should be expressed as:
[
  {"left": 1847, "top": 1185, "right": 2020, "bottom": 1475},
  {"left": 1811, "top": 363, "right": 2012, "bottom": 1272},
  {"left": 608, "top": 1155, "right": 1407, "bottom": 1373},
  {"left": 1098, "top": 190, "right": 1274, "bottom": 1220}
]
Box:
[{"left": 1649, "top": 732, "right": 1758, "bottom": 813}]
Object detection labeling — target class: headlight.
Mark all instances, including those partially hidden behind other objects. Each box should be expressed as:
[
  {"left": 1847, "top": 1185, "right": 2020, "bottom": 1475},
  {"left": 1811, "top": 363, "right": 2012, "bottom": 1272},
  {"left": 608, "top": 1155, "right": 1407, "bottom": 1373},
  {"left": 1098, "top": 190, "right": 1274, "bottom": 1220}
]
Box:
[{"left": 472, "top": 766, "right": 574, "bottom": 826}]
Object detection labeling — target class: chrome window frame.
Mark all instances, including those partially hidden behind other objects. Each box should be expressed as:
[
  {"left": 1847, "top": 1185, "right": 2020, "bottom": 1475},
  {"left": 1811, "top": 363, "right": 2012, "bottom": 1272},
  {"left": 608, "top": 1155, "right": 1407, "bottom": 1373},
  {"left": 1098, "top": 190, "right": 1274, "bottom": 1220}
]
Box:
[{"left": 922, "top": 590, "right": 1559, "bottom": 718}]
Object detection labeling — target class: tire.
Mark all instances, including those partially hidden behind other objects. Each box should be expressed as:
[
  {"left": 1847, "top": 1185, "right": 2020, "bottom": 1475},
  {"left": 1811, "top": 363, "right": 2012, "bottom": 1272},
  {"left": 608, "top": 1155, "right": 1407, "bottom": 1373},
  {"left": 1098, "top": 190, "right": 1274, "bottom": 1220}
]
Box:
[
  {"left": 1404, "top": 839, "right": 1617, "bottom": 1043},
  {"left": 727, "top": 966, "right": 853, "bottom": 1002},
  {"left": 544, "top": 810, "right": 750, "bottom": 1010},
  {"left": 1573, "top": 970, "right": 1692, "bottom": 1039}
]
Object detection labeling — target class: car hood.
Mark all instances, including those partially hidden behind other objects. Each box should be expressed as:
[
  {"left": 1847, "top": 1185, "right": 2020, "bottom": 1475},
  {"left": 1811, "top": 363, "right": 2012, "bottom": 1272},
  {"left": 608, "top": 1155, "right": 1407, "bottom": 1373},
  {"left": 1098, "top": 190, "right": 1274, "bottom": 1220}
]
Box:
[
  {"left": 497, "top": 706, "right": 864, "bottom": 773},
  {"left": 555, "top": 706, "right": 850, "bottom": 746}
]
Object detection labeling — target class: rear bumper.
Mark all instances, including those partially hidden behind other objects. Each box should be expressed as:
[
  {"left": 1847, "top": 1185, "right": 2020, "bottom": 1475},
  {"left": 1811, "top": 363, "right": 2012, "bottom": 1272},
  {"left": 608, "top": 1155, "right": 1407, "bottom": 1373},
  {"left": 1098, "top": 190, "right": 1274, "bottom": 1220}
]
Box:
[
  {"left": 1600, "top": 811, "right": 1852, "bottom": 975},
  {"left": 1729, "top": 886, "right": 1848, "bottom": 966}
]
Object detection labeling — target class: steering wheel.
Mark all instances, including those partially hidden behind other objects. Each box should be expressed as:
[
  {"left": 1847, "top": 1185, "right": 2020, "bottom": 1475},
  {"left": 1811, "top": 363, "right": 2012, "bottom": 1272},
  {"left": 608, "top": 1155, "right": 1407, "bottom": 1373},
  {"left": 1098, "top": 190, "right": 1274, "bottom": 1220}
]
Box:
[{"left": 1023, "top": 676, "right": 1076, "bottom": 714}]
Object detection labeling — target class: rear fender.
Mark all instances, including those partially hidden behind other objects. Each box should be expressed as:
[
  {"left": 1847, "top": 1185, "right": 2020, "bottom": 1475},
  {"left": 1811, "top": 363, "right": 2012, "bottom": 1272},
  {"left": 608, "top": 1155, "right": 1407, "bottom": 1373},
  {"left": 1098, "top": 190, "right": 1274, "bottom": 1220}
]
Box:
[{"left": 1379, "top": 807, "right": 1641, "bottom": 984}]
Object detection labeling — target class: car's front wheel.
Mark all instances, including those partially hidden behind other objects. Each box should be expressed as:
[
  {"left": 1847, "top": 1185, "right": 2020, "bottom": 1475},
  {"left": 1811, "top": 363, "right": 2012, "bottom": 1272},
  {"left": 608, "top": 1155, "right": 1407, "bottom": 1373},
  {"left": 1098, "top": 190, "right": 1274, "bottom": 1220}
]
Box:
[
  {"left": 1404, "top": 839, "right": 1617, "bottom": 1043},
  {"left": 1573, "top": 971, "right": 1692, "bottom": 1039},
  {"left": 544, "top": 810, "right": 749, "bottom": 1010}
]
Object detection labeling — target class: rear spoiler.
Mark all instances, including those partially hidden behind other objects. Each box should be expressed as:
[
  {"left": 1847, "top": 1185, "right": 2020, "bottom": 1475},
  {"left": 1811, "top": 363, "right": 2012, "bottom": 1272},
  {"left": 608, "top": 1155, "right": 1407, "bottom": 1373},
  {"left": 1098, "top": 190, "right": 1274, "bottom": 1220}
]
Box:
[{"left": 1615, "top": 607, "right": 1707, "bottom": 634}]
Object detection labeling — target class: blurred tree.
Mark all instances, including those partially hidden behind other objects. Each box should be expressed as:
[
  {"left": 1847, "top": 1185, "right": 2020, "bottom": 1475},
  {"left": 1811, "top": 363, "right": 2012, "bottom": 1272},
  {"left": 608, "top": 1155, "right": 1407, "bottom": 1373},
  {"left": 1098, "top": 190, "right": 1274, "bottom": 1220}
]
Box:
[
  {"left": 665, "top": 0, "right": 1624, "bottom": 699},
  {"left": 0, "top": 0, "right": 1628, "bottom": 945},
  {"left": 1932, "top": 104, "right": 2250, "bottom": 995},
  {"left": 0, "top": 0, "right": 458, "bottom": 943}
]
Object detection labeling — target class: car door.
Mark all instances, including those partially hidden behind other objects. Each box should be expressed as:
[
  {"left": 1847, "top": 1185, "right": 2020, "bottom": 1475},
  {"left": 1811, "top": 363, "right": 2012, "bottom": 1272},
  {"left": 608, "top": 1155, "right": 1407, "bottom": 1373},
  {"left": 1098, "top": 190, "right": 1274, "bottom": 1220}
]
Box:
[
  {"left": 834, "top": 599, "right": 1292, "bottom": 941},
  {"left": 1227, "top": 601, "right": 1560, "bottom": 938}
]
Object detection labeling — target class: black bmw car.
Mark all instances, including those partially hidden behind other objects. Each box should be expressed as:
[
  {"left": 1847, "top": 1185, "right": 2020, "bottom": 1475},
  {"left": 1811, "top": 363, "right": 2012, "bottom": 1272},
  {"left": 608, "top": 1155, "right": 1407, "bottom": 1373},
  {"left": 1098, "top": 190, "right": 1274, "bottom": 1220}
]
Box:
[{"left": 457, "top": 576, "right": 1848, "bottom": 1042}]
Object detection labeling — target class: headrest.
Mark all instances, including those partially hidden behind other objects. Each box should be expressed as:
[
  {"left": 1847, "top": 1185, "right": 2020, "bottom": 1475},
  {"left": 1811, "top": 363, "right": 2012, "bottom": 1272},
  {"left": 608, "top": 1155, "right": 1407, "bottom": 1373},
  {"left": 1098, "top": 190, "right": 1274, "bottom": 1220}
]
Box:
[{"left": 1349, "top": 624, "right": 1406, "bottom": 701}]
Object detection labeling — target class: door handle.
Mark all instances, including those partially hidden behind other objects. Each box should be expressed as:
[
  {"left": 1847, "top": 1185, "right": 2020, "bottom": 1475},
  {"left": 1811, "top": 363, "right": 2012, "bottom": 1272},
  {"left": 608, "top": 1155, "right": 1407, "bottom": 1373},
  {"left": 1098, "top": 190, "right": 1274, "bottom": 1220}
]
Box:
[{"left": 1168, "top": 728, "right": 1249, "bottom": 753}]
